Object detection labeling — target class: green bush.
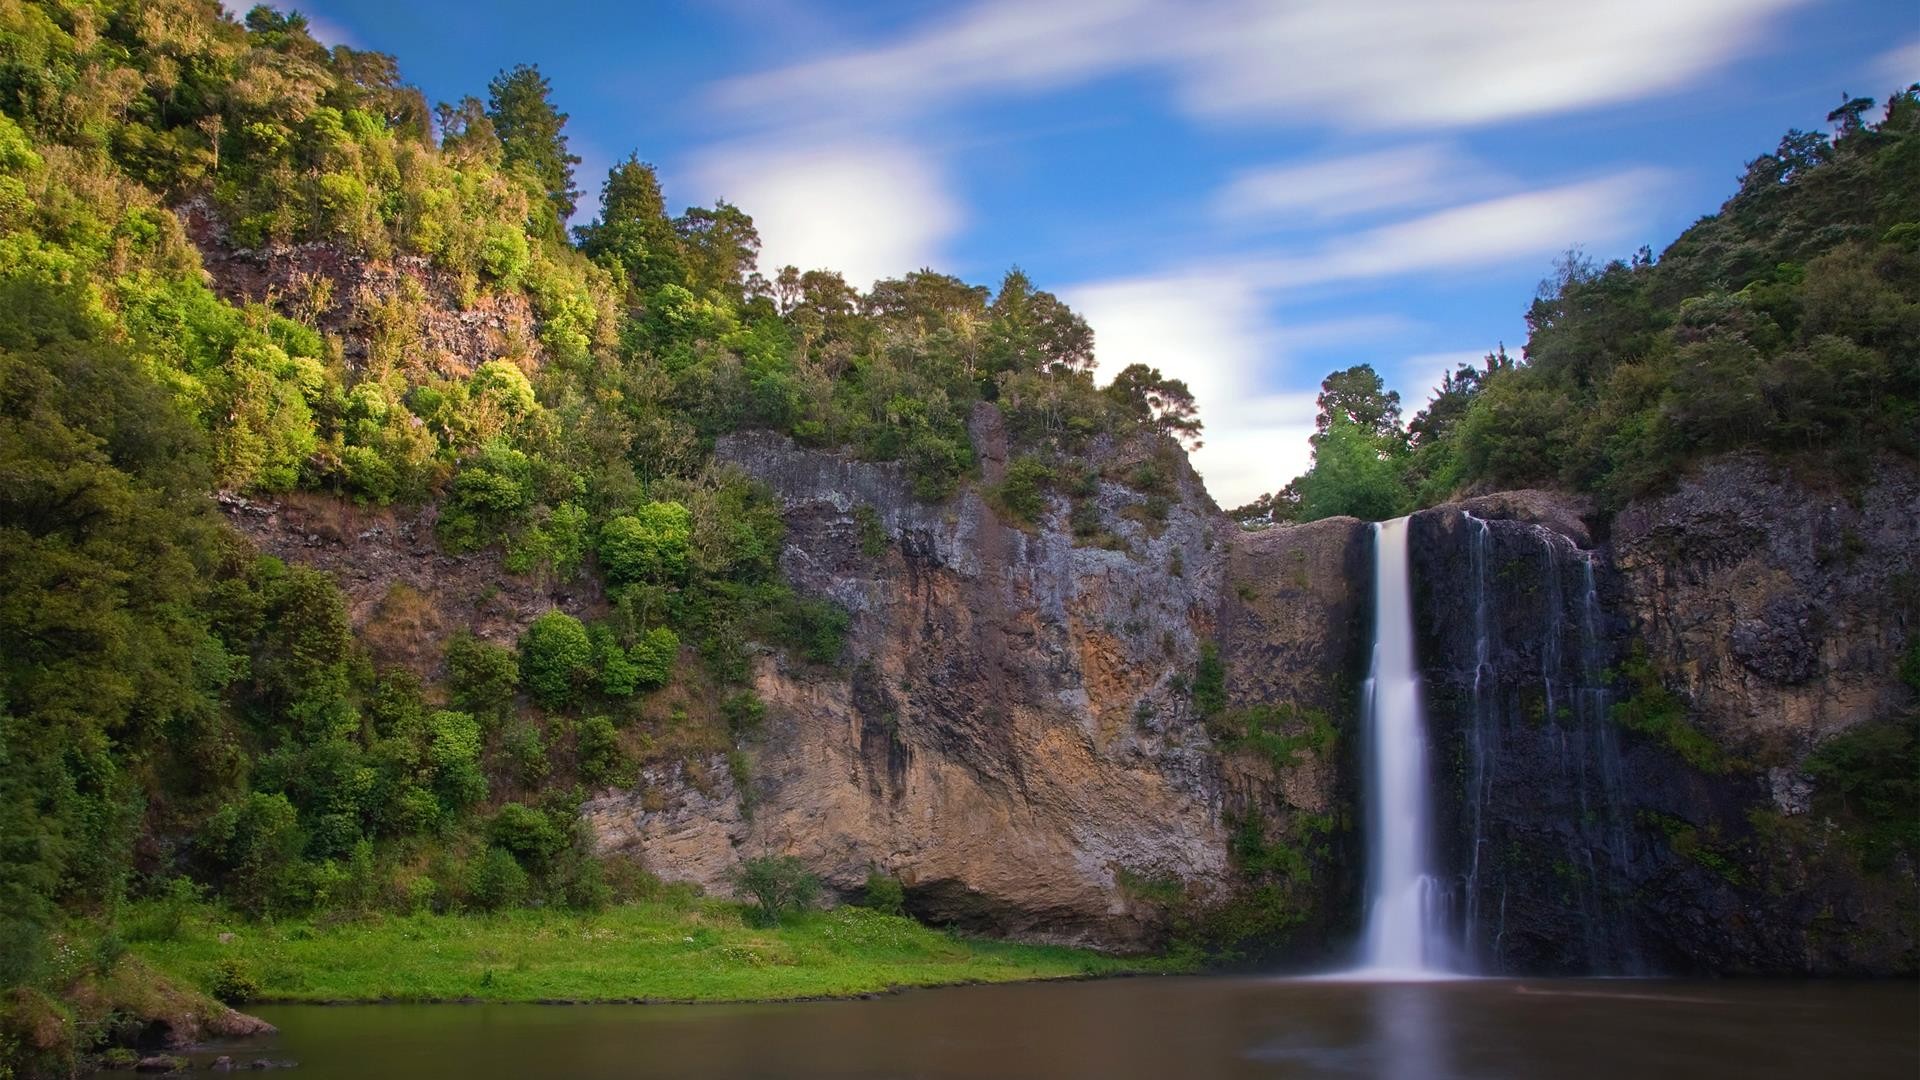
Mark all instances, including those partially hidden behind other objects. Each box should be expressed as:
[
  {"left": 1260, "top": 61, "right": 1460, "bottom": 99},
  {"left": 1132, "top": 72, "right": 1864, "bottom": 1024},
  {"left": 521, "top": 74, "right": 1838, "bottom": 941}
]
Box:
[
  {"left": 427, "top": 710, "right": 488, "bottom": 810},
  {"left": 728, "top": 854, "right": 820, "bottom": 926},
  {"left": 489, "top": 803, "right": 566, "bottom": 872},
  {"left": 466, "top": 847, "right": 530, "bottom": 912},
  {"left": 446, "top": 633, "right": 519, "bottom": 718},
  {"left": 599, "top": 502, "right": 693, "bottom": 586},
  {"left": 519, "top": 611, "right": 595, "bottom": 709},
  {"left": 211, "top": 957, "right": 261, "bottom": 1004},
  {"left": 575, "top": 715, "right": 625, "bottom": 786},
  {"left": 860, "top": 870, "right": 906, "bottom": 916}
]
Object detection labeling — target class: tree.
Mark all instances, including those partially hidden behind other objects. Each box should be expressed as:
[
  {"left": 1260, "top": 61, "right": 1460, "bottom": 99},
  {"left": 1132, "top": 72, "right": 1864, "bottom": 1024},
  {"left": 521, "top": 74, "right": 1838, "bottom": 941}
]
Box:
[
  {"left": 576, "top": 156, "right": 684, "bottom": 296},
  {"left": 599, "top": 502, "right": 693, "bottom": 586},
  {"left": 518, "top": 611, "right": 595, "bottom": 709},
  {"left": 1105, "top": 363, "right": 1203, "bottom": 449},
  {"left": 486, "top": 64, "right": 581, "bottom": 237},
  {"left": 1313, "top": 364, "right": 1402, "bottom": 444},
  {"left": 1293, "top": 415, "right": 1410, "bottom": 522},
  {"left": 674, "top": 201, "right": 760, "bottom": 301},
  {"left": 728, "top": 854, "right": 820, "bottom": 925}
]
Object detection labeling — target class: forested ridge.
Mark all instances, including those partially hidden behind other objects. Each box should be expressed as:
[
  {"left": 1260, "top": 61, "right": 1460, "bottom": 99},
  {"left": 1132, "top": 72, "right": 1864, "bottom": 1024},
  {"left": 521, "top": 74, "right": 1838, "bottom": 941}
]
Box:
[
  {"left": 1243, "top": 89, "right": 1919, "bottom": 525},
  {"left": 0, "top": 0, "right": 1916, "bottom": 1067},
  {"left": 0, "top": 0, "right": 1208, "bottom": 1035}
]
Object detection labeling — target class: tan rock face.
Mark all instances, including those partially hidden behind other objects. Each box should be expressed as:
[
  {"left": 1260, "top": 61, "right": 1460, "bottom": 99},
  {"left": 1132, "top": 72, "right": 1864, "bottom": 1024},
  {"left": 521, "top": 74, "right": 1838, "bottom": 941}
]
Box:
[{"left": 580, "top": 425, "right": 1370, "bottom": 948}]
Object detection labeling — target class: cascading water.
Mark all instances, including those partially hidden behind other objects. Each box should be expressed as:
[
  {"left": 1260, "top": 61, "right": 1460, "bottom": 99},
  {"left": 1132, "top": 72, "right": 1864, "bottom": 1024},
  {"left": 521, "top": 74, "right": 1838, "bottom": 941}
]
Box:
[{"left": 1356, "top": 516, "right": 1451, "bottom": 977}]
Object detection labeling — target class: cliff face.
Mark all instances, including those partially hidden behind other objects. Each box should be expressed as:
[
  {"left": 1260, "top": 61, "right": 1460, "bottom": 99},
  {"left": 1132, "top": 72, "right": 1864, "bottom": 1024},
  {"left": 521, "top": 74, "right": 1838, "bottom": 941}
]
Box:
[
  {"left": 584, "top": 414, "right": 1365, "bottom": 948},
  {"left": 1410, "top": 457, "right": 1918, "bottom": 975}
]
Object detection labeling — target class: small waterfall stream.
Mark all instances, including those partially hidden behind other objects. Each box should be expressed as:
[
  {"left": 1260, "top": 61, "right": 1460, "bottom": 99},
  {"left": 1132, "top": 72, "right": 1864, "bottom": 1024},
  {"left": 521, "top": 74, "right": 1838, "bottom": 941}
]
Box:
[{"left": 1356, "top": 517, "right": 1451, "bottom": 976}]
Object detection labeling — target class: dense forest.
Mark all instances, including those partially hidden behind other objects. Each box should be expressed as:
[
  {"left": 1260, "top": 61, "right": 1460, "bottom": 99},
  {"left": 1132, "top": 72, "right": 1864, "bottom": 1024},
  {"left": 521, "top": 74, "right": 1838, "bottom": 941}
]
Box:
[{"left": 0, "top": 0, "right": 1915, "bottom": 1067}]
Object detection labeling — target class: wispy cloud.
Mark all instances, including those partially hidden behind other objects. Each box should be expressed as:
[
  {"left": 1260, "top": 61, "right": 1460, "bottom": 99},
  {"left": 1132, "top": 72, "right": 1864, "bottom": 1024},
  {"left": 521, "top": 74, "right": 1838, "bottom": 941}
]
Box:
[
  {"left": 713, "top": 0, "right": 1810, "bottom": 131},
  {"left": 1866, "top": 38, "right": 1920, "bottom": 94},
  {"left": 1212, "top": 144, "right": 1500, "bottom": 225},
  {"left": 685, "top": 137, "right": 964, "bottom": 288},
  {"left": 1249, "top": 171, "right": 1664, "bottom": 290}
]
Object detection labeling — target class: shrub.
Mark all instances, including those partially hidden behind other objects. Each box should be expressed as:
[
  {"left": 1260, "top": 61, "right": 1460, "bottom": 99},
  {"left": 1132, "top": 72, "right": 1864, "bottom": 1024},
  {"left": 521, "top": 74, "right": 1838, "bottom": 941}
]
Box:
[
  {"left": 519, "top": 611, "right": 595, "bottom": 708},
  {"left": 599, "top": 502, "right": 693, "bottom": 586},
  {"left": 575, "top": 715, "right": 625, "bottom": 787},
  {"left": 210, "top": 957, "right": 260, "bottom": 1004},
  {"left": 446, "top": 632, "right": 519, "bottom": 718},
  {"left": 466, "top": 847, "right": 529, "bottom": 912},
  {"left": 860, "top": 870, "right": 906, "bottom": 916},
  {"left": 1191, "top": 642, "right": 1226, "bottom": 719},
  {"left": 728, "top": 854, "right": 820, "bottom": 926},
  {"left": 489, "top": 803, "right": 566, "bottom": 872},
  {"left": 503, "top": 720, "right": 550, "bottom": 786},
  {"left": 427, "top": 710, "right": 488, "bottom": 809},
  {"left": 993, "top": 455, "right": 1055, "bottom": 524}
]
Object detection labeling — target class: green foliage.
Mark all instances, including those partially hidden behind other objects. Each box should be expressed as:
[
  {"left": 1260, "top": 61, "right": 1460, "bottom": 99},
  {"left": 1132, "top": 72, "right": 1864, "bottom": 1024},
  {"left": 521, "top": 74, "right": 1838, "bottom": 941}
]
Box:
[
  {"left": 573, "top": 715, "right": 625, "bottom": 787},
  {"left": 1207, "top": 703, "right": 1337, "bottom": 770},
  {"left": 992, "top": 455, "right": 1056, "bottom": 525},
  {"left": 1611, "top": 646, "right": 1730, "bottom": 774},
  {"left": 489, "top": 803, "right": 567, "bottom": 872},
  {"left": 1805, "top": 710, "right": 1920, "bottom": 871},
  {"left": 859, "top": 870, "right": 907, "bottom": 916},
  {"left": 427, "top": 710, "right": 488, "bottom": 810},
  {"left": 445, "top": 633, "right": 519, "bottom": 719},
  {"left": 599, "top": 502, "right": 693, "bottom": 586},
  {"left": 728, "top": 855, "right": 821, "bottom": 926},
  {"left": 466, "top": 847, "right": 530, "bottom": 912},
  {"left": 1191, "top": 642, "right": 1226, "bottom": 719},
  {"left": 487, "top": 65, "right": 580, "bottom": 238},
  {"left": 519, "top": 611, "right": 595, "bottom": 709},
  {"left": 210, "top": 957, "right": 260, "bottom": 1005},
  {"left": 200, "top": 793, "right": 306, "bottom": 918}
]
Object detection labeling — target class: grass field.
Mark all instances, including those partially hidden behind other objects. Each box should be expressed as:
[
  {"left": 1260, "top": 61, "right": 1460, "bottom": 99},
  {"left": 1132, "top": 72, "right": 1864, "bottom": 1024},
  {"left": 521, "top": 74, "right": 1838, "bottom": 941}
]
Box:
[{"left": 125, "top": 898, "right": 1187, "bottom": 1004}]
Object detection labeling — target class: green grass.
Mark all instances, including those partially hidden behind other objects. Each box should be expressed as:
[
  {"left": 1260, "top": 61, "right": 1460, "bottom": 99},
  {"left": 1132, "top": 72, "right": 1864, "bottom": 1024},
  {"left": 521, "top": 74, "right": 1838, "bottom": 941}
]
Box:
[{"left": 124, "top": 899, "right": 1186, "bottom": 1005}]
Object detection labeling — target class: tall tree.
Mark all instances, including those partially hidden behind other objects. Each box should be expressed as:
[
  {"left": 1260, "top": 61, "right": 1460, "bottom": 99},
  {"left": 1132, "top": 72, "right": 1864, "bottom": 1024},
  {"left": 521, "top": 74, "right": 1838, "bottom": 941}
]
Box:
[
  {"left": 673, "top": 200, "right": 760, "bottom": 301},
  {"left": 486, "top": 64, "right": 580, "bottom": 237},
  {"left": 1313, "top": 364, "right": 1402, "bottom": 444},
  {"left": 576, "top": 156, "right": 684, "bottom": 297},
  {"left": 1106, "top": 363, "right": 1203, "bottom": 449}
]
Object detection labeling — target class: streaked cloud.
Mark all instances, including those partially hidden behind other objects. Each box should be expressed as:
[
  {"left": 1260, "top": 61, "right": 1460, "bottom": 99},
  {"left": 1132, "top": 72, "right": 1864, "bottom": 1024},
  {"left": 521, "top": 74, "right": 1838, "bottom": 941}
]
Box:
[
  {"left": 1213, "top": 144, "right": 1499, "bottom": 225},
  {"left": 685, "top": 137, "right": 964, "bottom": 288},
  {"left": 712, "top": 0, "right": 1811, "bottom": 132},
  {"left": 1866, "top": 38, "right": 1920, "bottom": 93},
  {"left": 1249, "top": 171, "right": 1665, "bottom": 290}
]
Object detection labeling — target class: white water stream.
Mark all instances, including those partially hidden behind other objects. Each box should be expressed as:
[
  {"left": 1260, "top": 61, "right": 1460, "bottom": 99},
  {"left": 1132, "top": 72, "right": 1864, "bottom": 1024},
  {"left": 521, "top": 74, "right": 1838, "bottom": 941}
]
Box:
[{"left": 1354, "top": 516, "right": 1450, "bottom": 978}]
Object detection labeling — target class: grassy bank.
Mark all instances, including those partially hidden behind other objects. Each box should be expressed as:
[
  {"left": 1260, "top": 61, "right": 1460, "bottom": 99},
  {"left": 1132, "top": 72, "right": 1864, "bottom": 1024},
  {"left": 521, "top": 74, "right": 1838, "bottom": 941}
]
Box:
[{"left": 123, "top": 898, "right": 1186, "bottom": 1005}]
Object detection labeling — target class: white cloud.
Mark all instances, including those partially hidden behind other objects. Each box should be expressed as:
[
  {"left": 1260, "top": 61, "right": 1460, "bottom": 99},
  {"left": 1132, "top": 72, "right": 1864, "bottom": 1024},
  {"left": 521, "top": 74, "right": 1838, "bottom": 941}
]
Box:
[
  {"left": 1866, "top": 39, "right": 1920, "bottom": 94},
  {"left": 685, "top": 138, "right": 964, "bottom": 288},
  {"left": 712, "top": 0, "right": 1810, "bottom": 132},
  {"left": 1065, "top": 273, "right": 1320, "bottom": 507},
  {"left": 1213, "top": 144, "right": 1497, "bottom": 224},
  {"left": 1249, "top": 171, "right": 1664, "bottom": 290}
]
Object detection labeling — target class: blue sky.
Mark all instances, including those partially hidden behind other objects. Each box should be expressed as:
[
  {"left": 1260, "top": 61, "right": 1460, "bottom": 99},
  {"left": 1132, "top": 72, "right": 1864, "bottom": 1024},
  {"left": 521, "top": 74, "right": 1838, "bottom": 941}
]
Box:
[{"left": 262, "top": 0, "right": 1919, "bottom": 505}]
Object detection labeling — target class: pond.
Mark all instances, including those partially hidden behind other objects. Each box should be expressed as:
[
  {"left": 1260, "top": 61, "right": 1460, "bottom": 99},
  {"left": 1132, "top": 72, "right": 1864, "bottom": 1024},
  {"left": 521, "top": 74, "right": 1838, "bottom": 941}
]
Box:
[{"left": 130, "top": 976, "right": 1918, "bottom": 1078}]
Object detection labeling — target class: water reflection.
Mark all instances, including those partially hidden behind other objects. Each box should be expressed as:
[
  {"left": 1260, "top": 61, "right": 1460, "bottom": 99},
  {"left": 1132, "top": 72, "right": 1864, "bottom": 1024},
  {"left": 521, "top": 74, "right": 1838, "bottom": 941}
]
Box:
[{"left": 124, "top": 976, "right": 1919, "bottom": 1080}]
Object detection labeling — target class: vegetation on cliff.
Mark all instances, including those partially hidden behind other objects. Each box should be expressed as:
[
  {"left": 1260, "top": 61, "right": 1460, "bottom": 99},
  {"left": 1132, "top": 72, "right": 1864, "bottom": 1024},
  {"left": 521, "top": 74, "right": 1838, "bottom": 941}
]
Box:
[{"left": 1244, "top": 88, "right": 1920, "bottom": 524}]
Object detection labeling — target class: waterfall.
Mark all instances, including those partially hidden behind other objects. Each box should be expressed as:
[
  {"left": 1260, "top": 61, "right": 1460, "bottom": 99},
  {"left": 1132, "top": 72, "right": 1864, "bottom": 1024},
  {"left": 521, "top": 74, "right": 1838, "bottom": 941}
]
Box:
[{"left": 1356, "top": 517, "right": 1451, "bottom": 976}]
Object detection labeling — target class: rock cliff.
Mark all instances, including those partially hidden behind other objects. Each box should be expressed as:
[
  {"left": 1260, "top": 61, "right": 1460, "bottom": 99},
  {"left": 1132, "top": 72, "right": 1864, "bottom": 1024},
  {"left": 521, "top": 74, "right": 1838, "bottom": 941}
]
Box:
[
  {"left": 583, "top": 415, "right": 1364, "bottom": 949},
  {"left": 1410, "top": 455, "right": 1918, "bottom": 975}
]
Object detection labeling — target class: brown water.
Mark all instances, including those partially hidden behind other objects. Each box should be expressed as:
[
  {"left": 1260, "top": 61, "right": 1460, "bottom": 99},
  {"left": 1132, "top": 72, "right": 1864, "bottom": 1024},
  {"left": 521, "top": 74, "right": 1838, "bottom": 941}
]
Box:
[{"left": 143, "top": 977, "right": 1918, "bottom": 1078}]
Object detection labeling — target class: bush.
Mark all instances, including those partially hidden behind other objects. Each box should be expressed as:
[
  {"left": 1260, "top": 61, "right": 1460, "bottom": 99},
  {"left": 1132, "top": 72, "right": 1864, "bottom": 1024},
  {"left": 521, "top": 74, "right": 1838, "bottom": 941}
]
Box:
[
  {"left": 860, "top": 870, "right": 906, "bottom": 916},
  {"left": 427, "top": 710, "right": 488, "bottom": 809},
  {"left": 993, "top": 455, "right": 1055, "bottom": 524},
  {"left": 728, "top": 854, "right": 820, "bottom": 926},
  {"left": 599, "top": 502, "right": 693, "bottom": 586},
  {"left": 519, "top": 611, "right": 595, "bottom": 708},
  {"left": 489, "top": 803, "right": 566, "bottom": 872},
  {"left": 575, "top": 715, "right": 625, "bottom": 786},
  {"left": 446, "top": 633, "right": 519, "bottom": 718},
  {"left": 466, "top": 847, "right": 529, "bottom": 912},
  {"left": 211, "top": 957, "right": 260, "bottom": 1004}
]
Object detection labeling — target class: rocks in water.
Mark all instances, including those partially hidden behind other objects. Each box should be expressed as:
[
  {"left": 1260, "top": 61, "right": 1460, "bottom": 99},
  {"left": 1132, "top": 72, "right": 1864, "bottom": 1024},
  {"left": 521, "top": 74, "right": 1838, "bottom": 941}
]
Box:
[{"left": 132, "top": 1056, "right": 187, "bottom": 1073}]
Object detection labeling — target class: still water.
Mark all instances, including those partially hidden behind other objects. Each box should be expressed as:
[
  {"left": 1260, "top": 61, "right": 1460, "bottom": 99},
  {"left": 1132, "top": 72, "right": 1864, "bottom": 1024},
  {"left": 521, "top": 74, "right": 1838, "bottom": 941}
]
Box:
[{"left": 145, "top": 976, "right": 1917, "bottom": 1079}]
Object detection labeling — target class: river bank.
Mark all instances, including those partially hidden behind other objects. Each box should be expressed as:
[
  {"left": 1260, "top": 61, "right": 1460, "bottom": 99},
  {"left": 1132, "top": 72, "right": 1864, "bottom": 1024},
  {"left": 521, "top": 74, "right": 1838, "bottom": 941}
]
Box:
[{"left": 120, "top": 898, "right": 1186, "bottom": 1006}]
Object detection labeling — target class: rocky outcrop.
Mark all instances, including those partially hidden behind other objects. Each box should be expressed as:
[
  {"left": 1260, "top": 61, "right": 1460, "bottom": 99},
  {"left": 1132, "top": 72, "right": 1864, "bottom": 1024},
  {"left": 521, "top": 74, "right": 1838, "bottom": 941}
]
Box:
[
  {"left": 1410, "top": 454, "right": 1918, "bottom": 975},
  {"left": 584, "top": 417, "right": 1365, "bottom": 949},
  {"left": 179, "top": 197, "right": 538, "bottom": 379},
  {"left": 217, "top": 491, "right": 602, "bottom": 676}
]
